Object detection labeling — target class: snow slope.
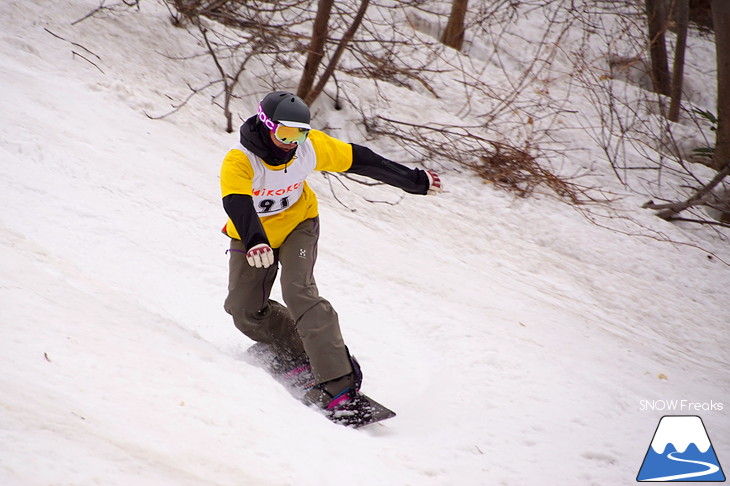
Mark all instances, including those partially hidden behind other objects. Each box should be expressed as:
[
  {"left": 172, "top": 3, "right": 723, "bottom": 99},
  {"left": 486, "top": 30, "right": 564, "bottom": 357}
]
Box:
[{"left": 1, "top": 1, "right": 728, "bottom": 485}]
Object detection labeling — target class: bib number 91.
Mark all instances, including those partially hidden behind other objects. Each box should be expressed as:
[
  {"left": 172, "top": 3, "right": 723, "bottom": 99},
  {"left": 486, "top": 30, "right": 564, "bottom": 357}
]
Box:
[{"left": 258, "top": 196, "right": 290, "bottom": 214}]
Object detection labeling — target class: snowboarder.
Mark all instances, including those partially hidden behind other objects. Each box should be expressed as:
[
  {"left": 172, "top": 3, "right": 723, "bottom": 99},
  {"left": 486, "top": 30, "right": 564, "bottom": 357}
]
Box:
[{"left": 220, "top": 91, "right": 442, "bottom": 409}]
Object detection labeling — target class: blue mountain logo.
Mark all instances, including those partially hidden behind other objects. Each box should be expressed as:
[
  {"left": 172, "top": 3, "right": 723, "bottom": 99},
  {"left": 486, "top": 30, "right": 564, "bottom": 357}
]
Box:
[{"left": 637, "top": 415, "right": 725, "bottom": 482}]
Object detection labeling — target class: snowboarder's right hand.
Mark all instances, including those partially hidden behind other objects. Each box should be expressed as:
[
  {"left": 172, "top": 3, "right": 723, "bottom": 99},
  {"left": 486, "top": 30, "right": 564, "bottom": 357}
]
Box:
[{"left": 246, "top": 243, "right": 274, "bottom": 268}]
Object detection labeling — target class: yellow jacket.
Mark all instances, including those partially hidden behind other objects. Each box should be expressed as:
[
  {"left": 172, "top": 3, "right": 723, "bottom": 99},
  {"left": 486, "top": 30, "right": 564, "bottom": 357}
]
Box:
[{"left": 220, "top": 130, "right": 353, "bottom": 248}]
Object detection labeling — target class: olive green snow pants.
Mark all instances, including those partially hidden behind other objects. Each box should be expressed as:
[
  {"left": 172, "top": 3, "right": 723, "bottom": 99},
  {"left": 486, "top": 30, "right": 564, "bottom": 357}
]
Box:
[{"left": 224, "top": 217, "right": 352, "bottom": 384}]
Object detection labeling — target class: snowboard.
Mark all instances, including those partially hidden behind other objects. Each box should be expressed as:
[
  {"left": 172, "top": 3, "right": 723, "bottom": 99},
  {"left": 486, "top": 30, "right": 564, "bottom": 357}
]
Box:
[{"left": 244, "top": 343, "right": 396, "bottom": 428}]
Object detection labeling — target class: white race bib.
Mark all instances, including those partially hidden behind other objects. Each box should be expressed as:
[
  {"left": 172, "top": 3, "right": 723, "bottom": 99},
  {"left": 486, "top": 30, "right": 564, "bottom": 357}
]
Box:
[{"left": 235, "top": 141, "right": 316, "bottom": 216}]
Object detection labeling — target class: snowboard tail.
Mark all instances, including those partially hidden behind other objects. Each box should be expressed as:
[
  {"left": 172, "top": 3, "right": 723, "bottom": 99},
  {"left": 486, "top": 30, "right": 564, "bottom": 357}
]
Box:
[{"left": 245, "top": 343, "right": 396, "bottom": 428}]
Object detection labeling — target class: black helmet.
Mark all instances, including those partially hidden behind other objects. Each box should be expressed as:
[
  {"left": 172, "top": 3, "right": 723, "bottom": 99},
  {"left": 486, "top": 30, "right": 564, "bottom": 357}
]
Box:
[{"left": 257, "top": 91, "right": 311, "bottom": 130}]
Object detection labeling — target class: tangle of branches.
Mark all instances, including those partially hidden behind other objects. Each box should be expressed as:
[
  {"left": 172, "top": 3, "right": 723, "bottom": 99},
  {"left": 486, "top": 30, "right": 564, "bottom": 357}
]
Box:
[{"left": 366, "top": 115, "right": 589, "bottom": 205}]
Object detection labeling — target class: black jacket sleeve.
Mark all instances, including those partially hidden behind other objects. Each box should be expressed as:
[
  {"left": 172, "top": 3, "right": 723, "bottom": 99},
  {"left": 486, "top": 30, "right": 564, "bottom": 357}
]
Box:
[
  {"left": 222, "top": 194, "right": 269, "bottom": 249},
  {"left": 347, "top": 144, "right": 430, "bottom": 195}
]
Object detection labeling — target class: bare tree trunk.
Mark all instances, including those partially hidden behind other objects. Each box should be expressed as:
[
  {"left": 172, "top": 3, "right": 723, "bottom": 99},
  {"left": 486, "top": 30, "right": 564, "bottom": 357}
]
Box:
[
  {"left": 645, "top": 0, "right": 670, "bottom": 96},
  {"left": 711, "top": 0, "right": 730, "bottom": 172},
  {"left": 304, "top": 0, "right": 370, "bottom": 106},
  {"left": 440, "top": 0, "right": 468, "bottom": 51},
  {"left": 297, "top": 0, "right": 334, "bottom": 100},
  {"left": 645, "top": 1, "right": 730, "bottom": 221},
  {"left": 668, "top": 0, "right": 688, "bottom": 121}
]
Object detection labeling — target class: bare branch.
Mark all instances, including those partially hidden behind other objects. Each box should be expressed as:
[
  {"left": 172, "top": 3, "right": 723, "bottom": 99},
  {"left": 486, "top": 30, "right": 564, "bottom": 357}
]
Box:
[{"left": 654, "top": 163, "right": 730, "bottom": 219}]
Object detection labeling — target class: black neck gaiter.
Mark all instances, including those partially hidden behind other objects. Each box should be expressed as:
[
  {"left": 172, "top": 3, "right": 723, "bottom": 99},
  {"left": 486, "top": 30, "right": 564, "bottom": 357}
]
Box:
[{"left": 239, "top": 116, "right": 297, "bottom": 167}]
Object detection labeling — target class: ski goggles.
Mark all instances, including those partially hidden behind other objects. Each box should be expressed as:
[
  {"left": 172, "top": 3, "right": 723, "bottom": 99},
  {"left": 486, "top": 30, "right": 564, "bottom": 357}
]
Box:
[
  {"left": 257, "top": 103, "right": 311, "bottom": 145},
  {"left": 272, "top": 123, "right": 310, "bottom": 145}
]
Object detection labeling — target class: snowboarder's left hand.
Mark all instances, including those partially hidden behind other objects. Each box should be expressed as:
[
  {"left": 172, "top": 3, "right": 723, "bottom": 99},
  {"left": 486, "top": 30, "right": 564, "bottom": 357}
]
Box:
[{"left": 426, "top": 170, "right": 443, "bottom": 195}]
